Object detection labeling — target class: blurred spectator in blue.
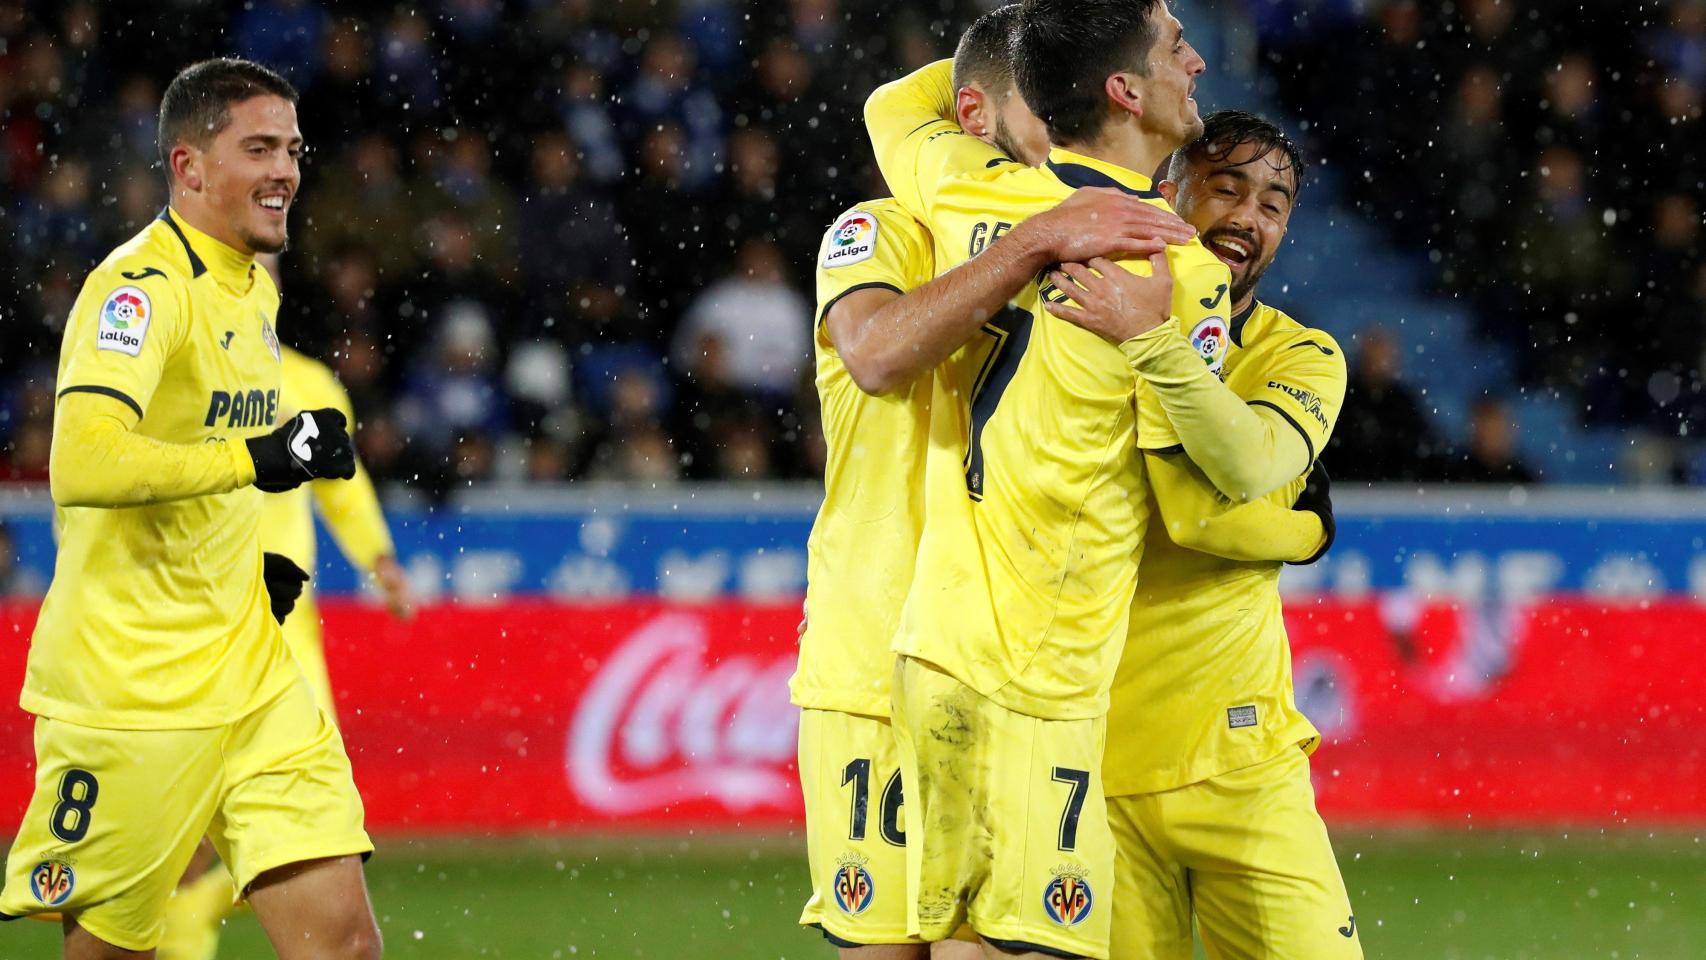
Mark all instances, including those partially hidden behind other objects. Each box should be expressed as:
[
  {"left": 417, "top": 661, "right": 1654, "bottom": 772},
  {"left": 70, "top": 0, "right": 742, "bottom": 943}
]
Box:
[
  {"left": 16, "top": 160, "right": 102, "bottom": 271},
  {"left": 423, "top": 131, "right": 517, "bottom": 278},
  {"left": 557, "top": 63, "right": 625, "bottom": 184},
  {"left": 236, "top": 0, "right": 327, "bottom": 88},
  {"left": 376, "top": 9, "right": 439, "bottom": 119},
  {"left": 517, "top": 131, "right": 633, "bottom": 344},
  {"left": 1650, "top": 0, "right": 1706, "bottom": 89},
  {"left": 397, "top": 304, "right": 509, "bottom": 494},
  {"left": 623, "top": 32, "right": 724, "bottom": 191},
  {"left": 678, "top": 0, "right": 743, "bottom": 76},
  {"left": 107, "top": 76, "right": 161, "bottom": 171}
]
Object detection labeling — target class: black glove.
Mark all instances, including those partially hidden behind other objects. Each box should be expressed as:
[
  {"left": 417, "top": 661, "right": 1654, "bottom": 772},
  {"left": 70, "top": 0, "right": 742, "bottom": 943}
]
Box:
[
  {"left": 1288, "top": 461, "right": 1334, "bottom": 565},
  {"left": 247, "top": 408, "right": 357, "bottom": 492},
  {"left": 262, "top": 552, "right": 310, "bottom": 624}
]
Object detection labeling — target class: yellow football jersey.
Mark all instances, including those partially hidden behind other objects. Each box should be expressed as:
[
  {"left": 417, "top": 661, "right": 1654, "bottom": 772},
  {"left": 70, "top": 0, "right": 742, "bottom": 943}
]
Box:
[
  {"left": 259, "top": 346, "right": 394, "bottom": 576},
  {"left": 1105, "top": 301, "right": 1347, "bottom": 797},
  {"left": 25, "top": 209, "right": 299, "bottom": 729},
  {"left": 790, "top": 200, "right": 935, "bottom": 717}
]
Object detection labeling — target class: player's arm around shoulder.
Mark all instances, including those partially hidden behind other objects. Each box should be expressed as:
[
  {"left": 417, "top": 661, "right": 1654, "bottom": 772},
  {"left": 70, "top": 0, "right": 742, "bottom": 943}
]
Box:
[
  {"left": 864, "top": 59, "right": 1005, "bottom": 220},
  {"left": 1146, "top": 450, "right": 1325, "bottom": 563}
]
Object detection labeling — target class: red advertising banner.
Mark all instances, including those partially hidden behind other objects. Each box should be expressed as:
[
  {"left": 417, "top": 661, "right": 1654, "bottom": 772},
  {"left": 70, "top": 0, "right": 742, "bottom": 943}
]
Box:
[{"left": 0, "top": 599, "right": 1700, "bottom": 830}]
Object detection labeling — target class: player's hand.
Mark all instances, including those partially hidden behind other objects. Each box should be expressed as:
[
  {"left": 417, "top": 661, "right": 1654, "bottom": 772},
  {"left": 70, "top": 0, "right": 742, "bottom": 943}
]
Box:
[
  {"left": 262, "top": 552, "right": 310, "bottom": 624},
  {"left": 1289, "top": 462, "right": 1335, "bottom": 565},
  {"left": 1017, "top": 187, "right": 1195, "bottom": 264},
  {"left": 373, "top": 554, "right": 415, "bottom": 620},
  {"left": 246, "top": 408, "right": 357, "bottom": 493},
  {"left": 1044, "top": 254, "right": 1174, "bottom": 342}
]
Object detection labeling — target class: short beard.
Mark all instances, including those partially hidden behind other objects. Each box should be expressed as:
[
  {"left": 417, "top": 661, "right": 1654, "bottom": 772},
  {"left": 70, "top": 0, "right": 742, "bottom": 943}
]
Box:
[
  {"left": 242, "top": 228, "right": 288, "bottom": 255},
  {"left": 991, "top": 114, "right": 1025, "bottom": 166},
  {"left": 1230, "top": 257, "right": 1269, "bottom": 307}
]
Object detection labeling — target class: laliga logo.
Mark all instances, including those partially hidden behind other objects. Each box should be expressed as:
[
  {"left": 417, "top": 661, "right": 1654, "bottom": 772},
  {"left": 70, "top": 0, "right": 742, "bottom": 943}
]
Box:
[
  {"left": 1190, "top": 316, "right": 1228, "bottom": 377},
  {"left": 834, "top": 215, "right": 872, "bottom": 247},
  {"left": 104, "top": 291, "right": 147, "bottom": 329},
  {"left": 566, "top": 612, "right": 799, "bottom": 814}
]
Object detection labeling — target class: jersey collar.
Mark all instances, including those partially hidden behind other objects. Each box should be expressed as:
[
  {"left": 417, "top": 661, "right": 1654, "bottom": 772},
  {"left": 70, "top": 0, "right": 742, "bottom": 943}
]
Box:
[
  {"left": 158, "top": 207, "right": 256, "bottom": 289},
  {"left": 1044, "top": 148, "right": 1164, "bottom": 199},
  {"left": 1230, "top": 300, "right": 1259, "bottom": 348}
]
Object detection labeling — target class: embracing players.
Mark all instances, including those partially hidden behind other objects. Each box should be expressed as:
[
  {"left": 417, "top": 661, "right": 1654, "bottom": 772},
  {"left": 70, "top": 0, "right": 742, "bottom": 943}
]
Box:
[
  {"left": 862, "top": 1, "right": 1326, "bottom": 957},
  {"left": 0, "top": 59, "right": 381, "bottom": 960},
  {"left": 1063, "top": 111, "right": 1361, "bottom": 959},
  {"left": 792, "top": 7, "right": 1196, "bottom": 956}
]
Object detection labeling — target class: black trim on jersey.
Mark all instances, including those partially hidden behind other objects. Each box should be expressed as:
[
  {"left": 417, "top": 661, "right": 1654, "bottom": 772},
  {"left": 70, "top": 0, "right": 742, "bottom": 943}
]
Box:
[
  {"left": 983, "top": 935, "right": 1086, "bottom": 958},
  {"left": 1150, "top": 443, "right": 1187, "bottom": 455},
  {"left": 817, "top": 282, "right": 905, "bottom": 329},
  {"left": 986, "top": 156, "right": 1019, "bottom": 168},
  {"left": 1250, "top": 399, "right": 1314, "bottom": 462},
  {"left": 156, "top": 208, "right": 207, "bottom": 278},
  {"left": 1046, "top": 161, "right": 1163, "bottom": 199},
  {"left": 59, "top": 385, "right": 144, "bottom": 420},
  {"left": 907, "top": 118, "right": 942, "bottom": 138},
  {"left": 0, "top": 911, "right": 19, "bottom": 922},
  {"left": 1229, "top": 300, "right": 1258, "bottom": 348}
]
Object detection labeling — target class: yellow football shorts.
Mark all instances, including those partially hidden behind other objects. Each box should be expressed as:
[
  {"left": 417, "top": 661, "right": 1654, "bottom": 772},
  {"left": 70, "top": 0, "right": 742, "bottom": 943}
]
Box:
[
  {"left": 284, "top": 588, "right": 337, "bottom": 721},
  {"left": 797, "top": 707, "right": 922, "bottom": 947},
  {"left": 0, "top": 679, "right": 372, "bottom": 952},
  {"left": 1106, "top": 745, "right": 1361, "bottom": 960},
  {"left": 892, "top": 656, "right": 1113, "bottom": 958}
]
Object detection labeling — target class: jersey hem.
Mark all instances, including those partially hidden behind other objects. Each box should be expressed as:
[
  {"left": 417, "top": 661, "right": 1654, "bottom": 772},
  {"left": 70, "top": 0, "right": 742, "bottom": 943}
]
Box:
[
  {"left": 19, "top": 670, "right": 299, "bottom": 731},
  {"left": 1104, "top": 723, "right": 1321, "bottom": 798},
  {"left": 788, "top": 690, "right": 891, "bottom": 719}
]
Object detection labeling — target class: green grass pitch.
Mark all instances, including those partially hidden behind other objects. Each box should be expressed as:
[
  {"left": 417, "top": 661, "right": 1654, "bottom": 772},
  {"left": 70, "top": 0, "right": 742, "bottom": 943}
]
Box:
[{"left": 5, "top": 830, "right": 1702, "bottom": 957}]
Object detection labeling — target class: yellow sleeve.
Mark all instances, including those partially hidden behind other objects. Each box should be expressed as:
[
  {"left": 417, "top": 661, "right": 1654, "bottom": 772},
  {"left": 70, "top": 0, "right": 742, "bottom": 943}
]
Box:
[
  {"left": 1120, "top": 327, "right": 1311, "bottom": 502},
  {"left": 1131, "top": 242, "right": 1234, "bottom": 451},
  {"left": 50, "top": 394, "right": 255, "bottom": 507},
  {"left": 816, "top": 203, "right": 934, "bottom": 320},
  {"left": 1146, "top": 452, "right": 1324, "bottom": 563},
  {"left": 50, "top": 267, "right": 256, "bottom": 507},
  {"left": 864, "top": 59, "right": 1006, "bottom": 220},
  {"left": 1241, "top": 328, "right": 1349, "bottom": 461},
  {"left": 297, "top": 361, "right": 395, "bottom": 573}
]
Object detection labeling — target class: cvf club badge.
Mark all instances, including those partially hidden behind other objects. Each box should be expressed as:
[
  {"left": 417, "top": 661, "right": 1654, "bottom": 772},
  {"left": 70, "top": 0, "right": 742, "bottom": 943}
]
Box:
[
  {"left": 30, "top": 858, "right": 75, "bottom": 907},
  {"left": 1043, "top": 864, "right": 1093, "bottom": 927},
  {"left": 832, "top": 853, "right": 874, "bottom": 915}
]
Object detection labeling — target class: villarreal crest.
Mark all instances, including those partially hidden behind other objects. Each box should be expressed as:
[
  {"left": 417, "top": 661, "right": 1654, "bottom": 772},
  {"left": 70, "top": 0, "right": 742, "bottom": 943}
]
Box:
[
  {"left": 832, "top": 854, "right": 874, "bottom": 915},
  {"left": 30, "top": 858, "right": 75, "bottom": 906},
  {"left": 1043, "top": 865, "right": 1093, "bottom": 926}
]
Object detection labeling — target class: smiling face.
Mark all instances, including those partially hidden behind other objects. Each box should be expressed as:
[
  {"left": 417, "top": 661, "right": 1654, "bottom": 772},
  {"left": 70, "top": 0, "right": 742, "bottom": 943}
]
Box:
[
  {"left": 173, "top": 95, "right": 302, "bottom": 255},
  {"left": 1169, "top": 139, "right": 1298, "bottom": 309}
]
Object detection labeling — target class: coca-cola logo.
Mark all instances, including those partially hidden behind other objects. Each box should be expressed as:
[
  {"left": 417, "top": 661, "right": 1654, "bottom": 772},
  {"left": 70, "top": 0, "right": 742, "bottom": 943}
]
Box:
[{"left": 567, "top": 612, "right": 800, "bottom": 814}]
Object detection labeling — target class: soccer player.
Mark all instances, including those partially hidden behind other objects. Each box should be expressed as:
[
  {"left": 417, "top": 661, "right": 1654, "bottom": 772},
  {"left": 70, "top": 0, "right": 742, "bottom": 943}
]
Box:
[
  {"left": 1060, "top": 112, "right": 1360, "bottom": 959},
  {"left": 861, "top": 2, "right": 1315, "bottom": 956},
  {"left": 0, "top": 59, "right": 381, "bottom": 960},
  {"left": 794, "top": 8, "right": 1196, "bottom": 956},
  {"left": 159, "top": 259, "right": 414, "bottom": 960}
]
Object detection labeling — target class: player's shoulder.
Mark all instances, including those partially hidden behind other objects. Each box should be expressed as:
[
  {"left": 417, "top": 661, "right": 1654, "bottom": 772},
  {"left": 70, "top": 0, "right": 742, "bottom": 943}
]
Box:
[
  {"left": 88, "top": 217, "right": 198, "bottom": 292},
  {"left": 819, "top": 199, "right": 929, "bottom": 273},
  {"left": 1242, "top": 302, "right": 1345, "bottom": 367}
]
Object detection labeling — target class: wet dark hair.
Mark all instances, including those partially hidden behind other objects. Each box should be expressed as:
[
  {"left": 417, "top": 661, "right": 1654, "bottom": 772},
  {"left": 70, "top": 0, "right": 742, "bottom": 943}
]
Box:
[
  {"left": 158, "top": 58, "right": 298, "bottom": 177},
  {"left": 1166, "top": 110, "right": 1308, "bottom": 191},
  {"left": 1014, "top": 0, "right": 1164, "bottom": 144},
  {"left": 953, "top": 5, "right": 1022, "bottom": 96}
]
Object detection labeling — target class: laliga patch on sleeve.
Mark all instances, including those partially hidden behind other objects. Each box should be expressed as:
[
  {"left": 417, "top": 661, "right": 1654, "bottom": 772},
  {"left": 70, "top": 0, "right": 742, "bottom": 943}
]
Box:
[
  {"left": 821, "top": 211, "right": 879, "bottom": 269},
  {"left": 1189, "top": 315, "right": 1228, "bottom": 378},
  {"left": 96, "top": 285, "right": 152, "bottom": 356}
]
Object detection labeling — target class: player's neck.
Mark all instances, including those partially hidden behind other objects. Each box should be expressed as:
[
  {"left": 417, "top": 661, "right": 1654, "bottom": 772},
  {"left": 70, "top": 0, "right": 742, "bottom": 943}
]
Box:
[
  {"left": 1232, "top": 291, "right": 1257, "bottom": 320},
  {"left": 1060, "top": 123, "right": 1177, "bottom": 186},
  {"left": 168, "top": 193, "right": 257, "bottom": 264},
  {"left": 164, "top": 201, "right": 257, "bottom": 286}
]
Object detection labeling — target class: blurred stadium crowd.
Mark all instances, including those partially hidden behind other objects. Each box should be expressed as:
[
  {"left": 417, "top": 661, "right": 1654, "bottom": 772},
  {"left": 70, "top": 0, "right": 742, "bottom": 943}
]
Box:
[{"left": 0, "top": 0, "right": 1701, "bottom": 491}]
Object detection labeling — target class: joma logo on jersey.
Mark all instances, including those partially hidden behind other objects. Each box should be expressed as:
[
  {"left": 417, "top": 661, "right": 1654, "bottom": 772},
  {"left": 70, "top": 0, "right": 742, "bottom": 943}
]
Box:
[
  {"left": 1042, "top": 868, "right": 1093, "bottom": 926},
  {"left": 1267, "top": 380, "right": 1329, "bottom": 429},
  {"left": 204, "top": 389, "right": 279, "bottom": 428}
]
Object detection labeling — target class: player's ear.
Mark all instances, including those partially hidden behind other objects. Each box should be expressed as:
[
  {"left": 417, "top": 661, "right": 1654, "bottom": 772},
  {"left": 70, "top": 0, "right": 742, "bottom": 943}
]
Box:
[
  {"left": 956, "top": 86, "right": 987, "bottom": 138},
  {"left": 1157, "top": 179, "right": 1178, "bottom": 205},
  {"left": 1105, "top": 72, "right": 1144, "bottom": 121},
  {"left": 170, "top": 144, "right": 203, "bottom": 192}
]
